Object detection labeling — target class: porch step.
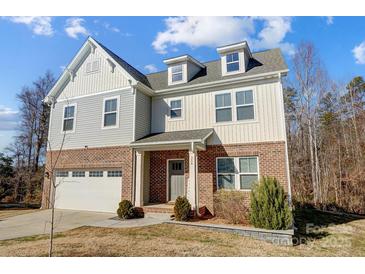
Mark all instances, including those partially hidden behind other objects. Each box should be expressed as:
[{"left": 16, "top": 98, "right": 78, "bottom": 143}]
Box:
[{"left": 139, "top": 204, "right": 175, "bottom": 214}]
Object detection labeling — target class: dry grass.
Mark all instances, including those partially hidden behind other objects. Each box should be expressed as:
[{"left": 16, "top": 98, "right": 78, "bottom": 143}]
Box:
[
  {"left": 0, "top": 208, "right": 39, "bottom": 220},
  {"left": 1, "top": 210, "right": 364, "bottom": 257}
]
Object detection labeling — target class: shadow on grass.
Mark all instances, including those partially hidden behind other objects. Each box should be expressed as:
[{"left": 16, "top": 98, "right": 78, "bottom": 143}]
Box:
[{"left": 293, "top": 207, "right": 363, "bottom": 244}]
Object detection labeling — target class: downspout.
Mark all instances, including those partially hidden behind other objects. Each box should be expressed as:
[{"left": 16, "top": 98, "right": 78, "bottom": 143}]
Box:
[{"left": 130, "top": 82, "right": 137, "bottom": 205}]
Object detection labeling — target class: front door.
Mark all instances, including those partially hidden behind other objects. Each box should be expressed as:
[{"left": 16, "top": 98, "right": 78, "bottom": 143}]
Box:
[{"left": 168, "top": 160, "right": 185, "bottom": 201}]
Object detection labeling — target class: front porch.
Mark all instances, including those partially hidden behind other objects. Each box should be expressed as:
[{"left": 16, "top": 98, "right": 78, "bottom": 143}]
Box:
[{"left": 131, "top": 129, "right": 214, "bottom": 213}]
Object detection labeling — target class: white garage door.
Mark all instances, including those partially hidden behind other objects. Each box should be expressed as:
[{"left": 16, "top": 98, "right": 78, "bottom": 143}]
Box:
[{"left": 54, "top": 170, "right": 122, "bottom": 213}]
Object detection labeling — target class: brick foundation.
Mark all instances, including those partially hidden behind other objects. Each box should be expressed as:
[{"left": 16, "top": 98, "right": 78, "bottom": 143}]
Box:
[{"left": 41, "top": 146, "right": 133, "bottom": 209}]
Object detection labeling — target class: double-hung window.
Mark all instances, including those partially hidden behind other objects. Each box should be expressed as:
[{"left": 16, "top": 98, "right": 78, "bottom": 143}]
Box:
[
  {"left": 171, "top": 64, "right": 183, "bottom": 82},
  {"left": 226, "top": 52, "right": 239, "bottom": 72},
  {"left": 63, "top": 104, "right": 76, "bottom": 132},
  {"left": 217, "top": 157, "right": 259, "bottom": 190},
  {"left": 103, "top": 97, "right": 119, "bottom": 128},
  {"left": 236, "top": 90, "right": 254, "bottom": 120},
  {"left": 170, "top": 99, "right": 182, "bottom": 119},
  {"left": 215, "top": 93, "right": 232, "bottom": 122}
]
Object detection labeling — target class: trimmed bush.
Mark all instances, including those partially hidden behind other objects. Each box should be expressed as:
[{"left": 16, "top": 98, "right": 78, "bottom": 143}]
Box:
[
  {"left": 213, "top": 190, "right": 249, "bottom": 224},
  {"left": 174, "top": 196, "right": 191, "bottom": 221},
  {"left": 117, "top": 200, "right": 134, "bottom": 219},
  {"left": 250, "top": 176, "right": 292, "bottom": 230}
]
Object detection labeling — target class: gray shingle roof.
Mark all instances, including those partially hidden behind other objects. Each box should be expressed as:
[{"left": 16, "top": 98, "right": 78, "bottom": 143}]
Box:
[
  {"left": 131, "top": 128, "right": 214, "bottom": 145},
  {"left": 146, "top": 48, "right": 288, "bottom": 90}
]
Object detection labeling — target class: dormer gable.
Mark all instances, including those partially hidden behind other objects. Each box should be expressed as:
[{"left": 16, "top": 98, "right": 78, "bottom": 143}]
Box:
[
  {"left": 163, "top": 55, "right": 205, "bottom": 86},
  {"left": 217, "top": 41, "right": 252, "bottom": 76}
]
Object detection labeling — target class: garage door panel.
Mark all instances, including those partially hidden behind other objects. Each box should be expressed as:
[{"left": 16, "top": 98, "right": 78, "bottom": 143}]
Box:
[{"left": 54, "top": 175, "right": 122, "bottom": 213}]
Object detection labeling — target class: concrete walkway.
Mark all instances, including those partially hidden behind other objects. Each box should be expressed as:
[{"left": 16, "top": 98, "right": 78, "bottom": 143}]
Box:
[{"left": 0, "top": 209, "right": 170, "bottom": 240}]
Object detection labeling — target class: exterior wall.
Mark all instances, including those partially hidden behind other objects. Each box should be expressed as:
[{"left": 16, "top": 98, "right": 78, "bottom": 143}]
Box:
[
  {"left": 149, "top": 150, "right": 189, "bottom": 203},
  {"left": 41, "top": 146, "right": 133, "bottom": 209},
  {"left": 151, "top": 78, "right": 286, "bottom": 145},
  {"left": 48, "top": 89, "right": 134, "bottom": 150},
  {"left": 135, "top": 90, "right": 151, "bottom": 140},
  {"left": 197, "top": 141, "right": 288, "bottom": 215},
  {"left": 57, "top": 48, "right": 130, "bottom": 100}
]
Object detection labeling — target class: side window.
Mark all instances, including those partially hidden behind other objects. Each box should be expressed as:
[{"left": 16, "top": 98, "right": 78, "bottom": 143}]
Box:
[
  {"left": 217, "top": 158, "right": 235, "bottom": 189},
  {"left": 215, "top": 93, "right": 232, "bottom": 122},
  {"left": 239, "top": 157, "right": 258, "bottom": 190},
  {"left": 226, "top": 52, "right": 239, "bottom": 72},
  {"left": 171, "top": 64, "right": 183, "bottom": 82},
  {"left": 63, "top": 105, "right": 76, "bottom": 132},
  {"left": 170, "top": 99, "right": 182, "bottom": 119},
  {"left": 103, "top": 97, "right": 119, "bottom": 128},
  {"left": 236, "top": 90, "right": 254, "bottom": 120}
]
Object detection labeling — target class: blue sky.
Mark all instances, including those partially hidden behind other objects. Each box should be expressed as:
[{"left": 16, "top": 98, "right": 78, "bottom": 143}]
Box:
[{"left": 0, "top": 16, "right": 364, "bottom": 151}]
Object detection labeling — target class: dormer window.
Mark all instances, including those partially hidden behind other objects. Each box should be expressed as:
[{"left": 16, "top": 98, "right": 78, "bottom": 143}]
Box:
[
  {"left": 171, "top": 64, "right": 183, "bottom": 82},
  {"left": 226, "top": 52, "right": 239, "bottom": 72}
]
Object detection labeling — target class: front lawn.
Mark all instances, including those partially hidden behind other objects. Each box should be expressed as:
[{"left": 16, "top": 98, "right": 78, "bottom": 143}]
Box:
[{"left": 0, "top": 208, "right": 364, "bottom": 256}]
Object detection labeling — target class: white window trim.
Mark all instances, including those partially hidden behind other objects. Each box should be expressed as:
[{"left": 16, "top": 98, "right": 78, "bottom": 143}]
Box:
[
  {"left": 171, "top": 64, "right": 184, "bottom": 84},
  {"left": 214, "top": 91, "right": 233, "bottom": 123},
  {"left": 214, "top": 87, "right": 257, "bottom": 125},
  {"left": 167, "top": 97, "right": 184, "bottom": 121},
  {"left": 216, "top": 156, "right": 260, "bottom": 191},
  {"left": 236, "top": 90, "right": 255, "bottom": 121},
  {"left": 226, "top": 52, "right": 240, "bottom": 74},
  {"left": 61, "top": 103, "right": 77, "bottom": 134},
  {"left": 101, "top": 95, "right": 120, "bottom": 129}
]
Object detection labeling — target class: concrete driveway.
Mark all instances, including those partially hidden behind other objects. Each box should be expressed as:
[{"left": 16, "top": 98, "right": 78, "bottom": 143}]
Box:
[{"left": 0, "top": 209, "right": 169, "bottom": 240}]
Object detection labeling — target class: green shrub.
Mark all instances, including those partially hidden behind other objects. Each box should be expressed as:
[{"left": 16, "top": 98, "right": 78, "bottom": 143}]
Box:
[
  {"left": 213, "top": 190, "right": 249, "bottom": 224},
  {"left": 250, "top": 176, "right": 292, "bottom": 230},
  {"left": 117, "top": 200, "right": 134, "bottom": 219},
  {"left": 174, "top": 196, "right": 191, "bottom": 221}
]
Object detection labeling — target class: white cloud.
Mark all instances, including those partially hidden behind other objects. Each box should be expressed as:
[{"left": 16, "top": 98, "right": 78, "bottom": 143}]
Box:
[
  {"left": 5, "top": 16, "right": 54, "bottom": 36},
  {"left": 0, "top": 105, "right": 19, "bottom": 131},
  {"left": 152, "top": 16, "right": 294, "bottom": 55},
  {"left": 352, "top": 41, "right": 365, "bottom": 64},
  {"left": 144, "top": 64, "right": 158, "bottom": 73},
  {"left": 326, "top": 16, "right": 334, "bottom": 25},
  {"left": 252, "top": 17, "right": 295, "bottom": 56},
  {"left": 103, "top": 22, "right": 120, "bottom": 33},
  {"left": 65, "top": 17, "right": 89, "bottom": 39},
  {"left": 152, "top": 16, "right": 255, "bottom": 54}
]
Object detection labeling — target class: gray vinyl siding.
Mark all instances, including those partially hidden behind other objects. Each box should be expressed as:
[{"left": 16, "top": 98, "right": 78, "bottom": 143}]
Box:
[
  {"left": 134, "top": 90, "right": 151, "bottom": 140},
  {"left": 48, "top": 89, "right": 134, "bottom": 150}
]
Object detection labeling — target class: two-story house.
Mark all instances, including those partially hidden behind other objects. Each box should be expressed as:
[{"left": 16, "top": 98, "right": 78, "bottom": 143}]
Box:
[{"left": 41, "top": 37, "right": 291, "bottom": 215}]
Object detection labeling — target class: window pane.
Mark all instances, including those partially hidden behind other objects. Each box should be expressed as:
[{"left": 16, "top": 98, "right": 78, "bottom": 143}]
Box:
[
  {"left": 226, "top": 52, "right": 239, "bottom": 63},
  {"left": 217, "top": 158, "right": 235, "bottom": 173},
  {"left": 171, "top": 65, "right": 182, "bottom": 73},
  {"left": 218, "top": 174, "right": 235, "bottom": 189},
  {"left": 63, "top": 119, "right": 74, "bottom": 131},
  {"left": 107, "top": 170, "right": 122, "bottom": 177},
  {"left": 249, "top": 157, "right": 258, "bottom": 173},
  {"left": 245, "top": 90, "right": 253, "bottom": 104},
  {"left": 170, "top": 109, "right": 181, "bottom": 118},
  {"left": 236, "top": 91, "right": 245, "bottom": 105},
  {"left": 172, "top": 73, "right": 183, "bottom": 82},
  {"left": 89, "top": 171, "right": 103, "bottom": 177},
  {"left": 237, "top": 105, "right": 254, "bottom": 120},
  {"left": 64, "top": 106, "right": 74, "bottom": 118},
  {"left": 170, "top": 100, "right": 181, "bottom": 109},
  {"left": 105, "top": 99, "right": 117, "bottom": 112},
  {"left": 216, "top": 108, "right": 232, "bottom": 122},
  {"left": 227, "top": 62, "right": 239, "bottom": 72},
  {"left": 215, "top": 93, "right": 231, "bottom": 108},
  {"left": 239, "top": 158, "right": 249, "bottom": 173},
  {"left": 104, "top": 113, "right": 117, "bottom": 126},
  {"left": 72, "top": 171, "right": 85, "bottom": 177},
  {"left": 240, "top": 175, "right": 258, "bottom": 189}
]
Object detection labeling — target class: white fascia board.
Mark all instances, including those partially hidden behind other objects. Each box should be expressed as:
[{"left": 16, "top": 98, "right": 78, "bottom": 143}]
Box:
[
  {"left": 130, "top": 138, "right": 205, "bottom": 148},
  {"left": 217, "top": 41, "right": 249, "bottom": 54},
  {"left": 163, "top": 55, "right": 205, "bottom": 68},
  {"left": 153, "top": 69, "right": 289, "bottom": 96}
]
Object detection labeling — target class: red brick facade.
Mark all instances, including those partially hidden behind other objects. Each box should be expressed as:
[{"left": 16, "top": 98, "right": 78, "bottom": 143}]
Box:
[
  {"left": 42, "top": 141, "right": 289, "bottom": 216},
  {"left": 149, "top": 150, "right": 189, "bottom": 203},
  {"left": 41, "top": 146, "right": 133, "bottom": 209}
]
